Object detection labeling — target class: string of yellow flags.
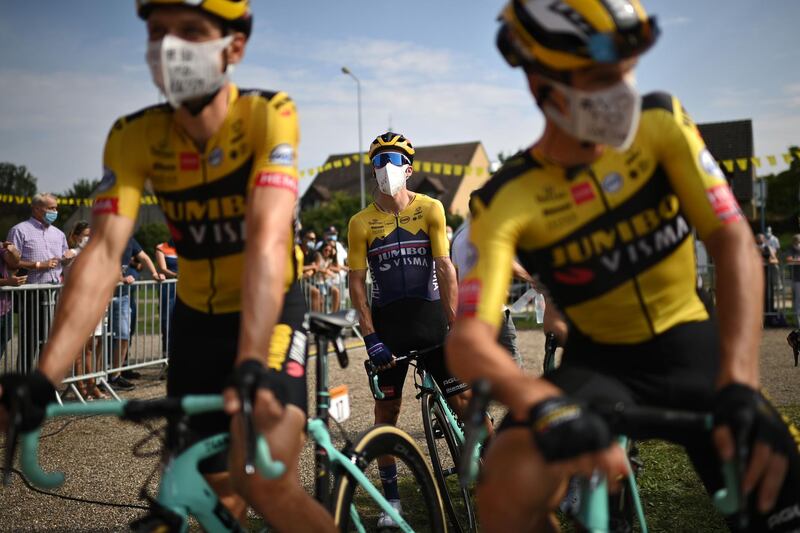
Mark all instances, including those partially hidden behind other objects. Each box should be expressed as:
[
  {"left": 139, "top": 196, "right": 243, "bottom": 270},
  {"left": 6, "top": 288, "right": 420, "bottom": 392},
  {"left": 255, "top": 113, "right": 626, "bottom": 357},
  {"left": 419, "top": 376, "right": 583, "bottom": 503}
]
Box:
[{"left": 1, "top": 148, "right": 798, "bottom": 206}]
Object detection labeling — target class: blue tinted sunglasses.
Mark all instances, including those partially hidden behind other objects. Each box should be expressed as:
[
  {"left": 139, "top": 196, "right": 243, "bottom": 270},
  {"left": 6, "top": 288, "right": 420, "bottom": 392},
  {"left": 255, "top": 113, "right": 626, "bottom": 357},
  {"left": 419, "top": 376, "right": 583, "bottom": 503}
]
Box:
[{"left": 372, "top": 152, "right": 410, "bottom": 168}]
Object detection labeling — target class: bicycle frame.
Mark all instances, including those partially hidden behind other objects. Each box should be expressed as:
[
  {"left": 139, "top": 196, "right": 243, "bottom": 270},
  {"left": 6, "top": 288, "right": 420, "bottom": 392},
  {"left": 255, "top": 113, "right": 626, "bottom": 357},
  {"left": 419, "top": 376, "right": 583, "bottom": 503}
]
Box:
[{"left": 414, "top": 362, "right": 465, "bottom": 446}]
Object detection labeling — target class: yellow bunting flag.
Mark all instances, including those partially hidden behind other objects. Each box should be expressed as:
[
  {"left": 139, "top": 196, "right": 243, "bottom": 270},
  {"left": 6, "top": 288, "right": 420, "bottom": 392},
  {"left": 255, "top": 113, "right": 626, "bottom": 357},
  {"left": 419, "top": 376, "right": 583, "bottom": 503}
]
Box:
[
  {"left": 721, "top": 160, "right": 734, "bottom": 173},
  {"left": 453, "top": 165, "right": 464, "bottom": 176},
  {"left": 422, "top": 162, "right": 432, "bottom": 173},
  {"left": 464, "top": 166, "right": 473, "bottom": 174},
  {"left": 751, "top": 157, "right": 761, "bottom": 168},
  {"left": 343, "top": 157, "right": 351, "bottom": 167},
  {"left": 333, "top": 160, "right": 342, "bottom": 169},
  {"left": 475, "top": 167, "right": 485, "bottom": 177},
  {"left": 443, "top": 164, "right": 453, "bottom": 176},
  {"left": 784, "top": 153, "right": 793, "bottom": 164},
  {"left": 736, "top": 158, "right": 748, "bottom": 171},
  {"left": 767, "top": 155, "right": 777, "bottom": 166},
  {"left": 432, "top": 163, "right": 442, "bottom": 174}
]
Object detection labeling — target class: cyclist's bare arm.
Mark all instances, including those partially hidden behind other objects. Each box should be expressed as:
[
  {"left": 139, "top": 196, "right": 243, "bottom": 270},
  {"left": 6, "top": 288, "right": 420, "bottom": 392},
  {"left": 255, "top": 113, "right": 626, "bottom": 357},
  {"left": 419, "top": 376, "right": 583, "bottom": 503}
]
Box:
[
  {"left": 704, "top": 221, "right": 762, "bottom": 389},
  {"left": 235, "top": 185, "right": 295, "bottom": 365},
  {"left": 348, "top": 269, "right": 375, "bottom": 336},
  {"left": 435, "top": 256, "right": 457, "bottom": 326},
  {"left": 39, "top": 214, "right": 135, "bottom": 384}
]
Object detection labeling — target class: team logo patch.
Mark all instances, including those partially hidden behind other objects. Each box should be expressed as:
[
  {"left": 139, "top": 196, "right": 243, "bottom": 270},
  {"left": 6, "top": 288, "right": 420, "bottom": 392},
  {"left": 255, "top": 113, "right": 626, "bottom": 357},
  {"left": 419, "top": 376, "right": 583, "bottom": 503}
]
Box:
[
  {"left": 269, "top": 143, "right": 294, "bottom": 166},
  {"left": 96, "top": 167, "right": 116, "bottom": 193},
  {"left": 601, "top": 172, "right": 623, "bottom": 193},
  {"left": 706, "top": 184, "right": 742, "bottom": 223},
  {"left": 92, "top": 197, "right": 119, "bottom": 215},
  {"left": 457, "top": 279, "right": 482, "bottom": 318},
  {"left": 180, "top": 152, "right": 200, "bottom": 171},
  {"left": 570, "top": 182, "right": 596, "bottom": 205},
  {"left": 255, "top": 172, "right": 298, "bottom": 195},
  {"left": 699, "top": 149, "right": 726, "bottom": 180},
  {"left": 208, "top": 147, "right": 223, "bottom": 167}
]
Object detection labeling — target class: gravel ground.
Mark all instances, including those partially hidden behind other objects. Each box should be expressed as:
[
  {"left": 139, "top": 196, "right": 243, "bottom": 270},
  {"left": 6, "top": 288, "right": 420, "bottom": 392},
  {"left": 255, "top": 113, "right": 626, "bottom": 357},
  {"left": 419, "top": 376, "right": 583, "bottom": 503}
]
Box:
[{"left": 1, "top": 327, "right": 798, "bottom": 532}]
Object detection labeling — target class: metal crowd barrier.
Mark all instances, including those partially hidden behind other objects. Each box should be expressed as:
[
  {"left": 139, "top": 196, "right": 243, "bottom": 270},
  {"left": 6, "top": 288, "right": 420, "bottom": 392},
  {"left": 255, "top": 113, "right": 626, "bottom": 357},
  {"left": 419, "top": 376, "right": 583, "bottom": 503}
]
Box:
[
  {"left": 0, "top": 280, "right": 176, "bottom": 401},
  {"left": 299, "top": 274, "right": 351, "bottom": 314}
]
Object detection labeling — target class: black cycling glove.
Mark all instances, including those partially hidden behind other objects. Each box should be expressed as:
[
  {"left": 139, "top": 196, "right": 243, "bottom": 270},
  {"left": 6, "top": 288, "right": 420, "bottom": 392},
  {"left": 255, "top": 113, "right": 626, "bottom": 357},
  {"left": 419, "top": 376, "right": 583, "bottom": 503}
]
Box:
[
  {"left": 529, "top": 396, "right": 612, "bottom": 462},
  {"left": 0, "top": 370, "right": 56, "bottom": 432},
  {"left": 713, "top": 383, "right": 789, "bottom": 456},
  {"left": 227, "top": 359, "right": 288, "bottom": 408}
]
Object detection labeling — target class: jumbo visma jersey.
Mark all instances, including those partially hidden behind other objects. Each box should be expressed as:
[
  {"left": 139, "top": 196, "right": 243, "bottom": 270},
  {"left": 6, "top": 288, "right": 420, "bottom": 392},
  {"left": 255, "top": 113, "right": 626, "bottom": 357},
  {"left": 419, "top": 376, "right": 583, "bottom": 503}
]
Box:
[
  {"left": 348, "top": 194, "right": 449, "bottom": 308},
  {"left": 94, "top": 85, "right": 300, "bottom": 314},
  {"left": 460, "top": 93, "right": 743, "bottom": 344}
]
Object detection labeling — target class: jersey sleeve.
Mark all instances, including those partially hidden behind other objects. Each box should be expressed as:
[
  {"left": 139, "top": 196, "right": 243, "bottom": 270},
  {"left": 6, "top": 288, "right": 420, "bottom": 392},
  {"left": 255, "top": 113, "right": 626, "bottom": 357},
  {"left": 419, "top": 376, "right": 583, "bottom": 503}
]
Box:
[
  {"left": 93, "top": 117, "right": 148, "bottom": 220},
  {"left": 347, "top": 214, "right": 368, "bottom": 271},
  {"left": 427, "top": 198, "right": 449, "bottom": 258},
  {"left": 458, "top": 192, "right": 523, "bottom": 328},
  {"left": 647, "top": 93, "right": 743, "bottom": 240},
  {"left": 251, "top": 91, "right": 300, "bottom": 196}
]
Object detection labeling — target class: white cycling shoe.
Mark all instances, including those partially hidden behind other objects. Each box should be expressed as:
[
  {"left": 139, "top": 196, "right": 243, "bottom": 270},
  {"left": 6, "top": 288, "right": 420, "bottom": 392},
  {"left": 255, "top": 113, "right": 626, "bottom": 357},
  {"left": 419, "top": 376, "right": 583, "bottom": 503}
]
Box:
[{"left": 377, "top": 499, "right": 403, "bottom": 529}]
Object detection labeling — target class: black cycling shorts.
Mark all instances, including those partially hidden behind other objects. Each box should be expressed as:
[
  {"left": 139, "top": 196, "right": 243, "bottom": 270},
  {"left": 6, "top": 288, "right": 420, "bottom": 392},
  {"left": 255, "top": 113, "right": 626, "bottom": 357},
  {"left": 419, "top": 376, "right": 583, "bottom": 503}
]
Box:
[
  {"left": 370, "top": 298, "right": 467, "bottom": 401},
  {"left": 498, "top": 319, "right": 800, "bottom": 532},
  {"left": 166, "top": 282, "right": 308, "bottom": 473}
]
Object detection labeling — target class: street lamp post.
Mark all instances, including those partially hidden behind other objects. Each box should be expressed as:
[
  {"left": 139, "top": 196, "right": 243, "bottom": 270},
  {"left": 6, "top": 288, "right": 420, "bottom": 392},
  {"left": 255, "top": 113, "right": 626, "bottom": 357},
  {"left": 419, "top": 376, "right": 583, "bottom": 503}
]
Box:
[{"left": 341, "top": 66, "right": 366, "bottom": 209}]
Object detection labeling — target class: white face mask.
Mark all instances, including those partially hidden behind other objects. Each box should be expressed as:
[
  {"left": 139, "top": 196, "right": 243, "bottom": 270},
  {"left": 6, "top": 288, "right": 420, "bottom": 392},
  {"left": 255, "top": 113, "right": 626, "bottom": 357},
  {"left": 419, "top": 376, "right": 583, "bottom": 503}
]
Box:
[
  {"left": 375, "top": 164, "right": 408, "bottom": 196},
  {"left": 146, "top": 34, "right": 233, "bottom": 109},
  {"left": 78, "top": 236, "right": 89, "bottom": 249},
  {"left": 542, "top": 75, "right": 641, "bottom": 150}
]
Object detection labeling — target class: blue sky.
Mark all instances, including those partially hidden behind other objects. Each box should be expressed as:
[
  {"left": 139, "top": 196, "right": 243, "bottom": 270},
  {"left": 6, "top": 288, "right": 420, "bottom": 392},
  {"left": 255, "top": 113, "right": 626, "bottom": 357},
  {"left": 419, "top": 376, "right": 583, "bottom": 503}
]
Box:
[{"left": 1, "top": 1, "right": 798, "bottom": 196}]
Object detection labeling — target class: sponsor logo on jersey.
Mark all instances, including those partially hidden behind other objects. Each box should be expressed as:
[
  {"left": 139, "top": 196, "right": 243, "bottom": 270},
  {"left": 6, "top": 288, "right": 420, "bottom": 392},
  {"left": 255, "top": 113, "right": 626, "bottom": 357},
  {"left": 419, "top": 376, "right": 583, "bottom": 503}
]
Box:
[
  {"left": 92, "top": 197, "right": 119, "bottom": 215},
  {"left": 706, "top": 184, "right": 742, "bottom": 223},
  {"left": 399, "top": 216, "right": 411, "bottom": 224},
  {"left": 180, "top": 152, "right": 200, "bottom": 171},
  {"left": 208, "top": 147, "right": 224, "bottom": 167},
  {"left": 286, "top": 361, "right": 305, "bottom": 378},
  {"left": 161, "top": 195, "right": 246, "bottom": 222},
  {"left": 96, "top": 167, "right": 116, "bottom": 193},
  {"left": 570, "top": 182, "right": 596, "bottom": 204},
  {"left": 536, "top": 186, "right": 568, "bottom": 203},
  {"left": 542, "top": 203, "right": 572, "bottom": 217},
  {"left": 768, "top": 504, "right": 800, "bottom": 530},
  {"left": 254, "top": 172, "right": 298, "bottom": 195},
  {"left": 457, "top": 279, "right": 481, "bottom": 318},
  {"left": 699, "top": 148, "right": 726, "bottom": 180},
  {"left": 268, "top": 143, "right": 294, "bottom": 166},
  {"left": 601, "top": 172, "right": 623, "bottom": 193},
  {"left": 551, "top": 193, "right": 690, "bottom": 274}
]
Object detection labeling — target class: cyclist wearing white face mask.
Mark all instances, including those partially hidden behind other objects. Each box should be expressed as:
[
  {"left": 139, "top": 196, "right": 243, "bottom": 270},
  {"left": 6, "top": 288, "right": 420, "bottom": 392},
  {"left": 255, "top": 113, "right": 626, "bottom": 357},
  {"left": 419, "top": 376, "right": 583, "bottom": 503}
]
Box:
[
  {"left": 446, "top": 0, "right": 800, "bottom": 531},
  {"left": 0, "top": 1, "right": 335, "bottom": 530},
  {"left": 348, "top": 132, "right": 469, "bottom": 528}
]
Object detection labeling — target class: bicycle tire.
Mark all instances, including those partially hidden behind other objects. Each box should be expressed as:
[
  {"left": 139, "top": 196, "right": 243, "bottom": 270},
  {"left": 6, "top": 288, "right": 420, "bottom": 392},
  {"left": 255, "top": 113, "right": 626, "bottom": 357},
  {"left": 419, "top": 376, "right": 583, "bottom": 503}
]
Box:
[
  {"left": 331, "top": 424, "right": 446, "bottom": 532},
  {"left": 421, "top": 392, "right": 477, "bottom": 533}
]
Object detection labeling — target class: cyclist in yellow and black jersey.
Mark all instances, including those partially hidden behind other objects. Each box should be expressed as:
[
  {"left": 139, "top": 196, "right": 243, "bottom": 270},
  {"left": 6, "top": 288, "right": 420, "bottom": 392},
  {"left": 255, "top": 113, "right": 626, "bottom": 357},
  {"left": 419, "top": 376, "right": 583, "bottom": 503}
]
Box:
[
  {"left": 0, "top": 1, "right": 335, "bottom": 531},
  {"left": 348, "top": 132, "right": 468, "bottom": 527},
  {"left": 446, "top": 1, "right": 800, "bottom": 531}
]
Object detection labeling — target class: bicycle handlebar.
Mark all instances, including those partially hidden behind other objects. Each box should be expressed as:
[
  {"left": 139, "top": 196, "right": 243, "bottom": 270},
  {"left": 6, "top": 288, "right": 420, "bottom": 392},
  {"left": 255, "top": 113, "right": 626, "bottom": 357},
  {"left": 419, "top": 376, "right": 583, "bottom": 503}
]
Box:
[
  {"left": 363, "top": 343, "right": 444, "bottom": 401},
  {"left": 15, "top": 395, "right": 286, "bottom": 489},
  {"left": 459, "top": 384, "right": 744, "bottom": 520}
]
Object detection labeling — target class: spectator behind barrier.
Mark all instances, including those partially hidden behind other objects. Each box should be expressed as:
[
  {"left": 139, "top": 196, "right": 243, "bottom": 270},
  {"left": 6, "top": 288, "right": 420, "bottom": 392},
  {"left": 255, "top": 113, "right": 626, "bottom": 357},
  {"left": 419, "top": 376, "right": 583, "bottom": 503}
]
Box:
[
  {"left": 785, "top": 234, "right": 800, "bottom": 328},
  {"left": 0, "top": 242, "right": 25, "bottom": 364},
  {"left": 64, "top": 221, "right": 108, "bottom": 400},
  {"left": 6, "top": 193, "right": 75, "bottom": 371},
  {"left": 300, "top": 230, "right": 322, "bottom": 312},
  {"left": 155, "top": 240, "right": 178, "bottom": 358}
]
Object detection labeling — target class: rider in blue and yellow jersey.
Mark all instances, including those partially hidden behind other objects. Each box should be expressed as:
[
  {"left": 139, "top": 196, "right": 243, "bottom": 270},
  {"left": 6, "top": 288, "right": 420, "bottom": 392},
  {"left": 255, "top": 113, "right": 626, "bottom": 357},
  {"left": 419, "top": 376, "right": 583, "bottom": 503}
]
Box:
[{"left": 348, "top": 131, "right": 468, "bottom": 527}]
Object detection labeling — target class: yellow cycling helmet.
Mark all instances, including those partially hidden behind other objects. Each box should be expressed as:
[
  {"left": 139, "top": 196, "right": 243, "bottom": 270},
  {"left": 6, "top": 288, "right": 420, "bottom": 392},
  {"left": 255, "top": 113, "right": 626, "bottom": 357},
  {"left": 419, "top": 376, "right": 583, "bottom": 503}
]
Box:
[
  {"left": 497, "top": 0, "right": 659, "bottom": 76},
  {"left": 368, "top": 132, "right": 416, "bottom": 164},
  {"left": 136, "top": 0, "right": 252, "bottom": 37}
]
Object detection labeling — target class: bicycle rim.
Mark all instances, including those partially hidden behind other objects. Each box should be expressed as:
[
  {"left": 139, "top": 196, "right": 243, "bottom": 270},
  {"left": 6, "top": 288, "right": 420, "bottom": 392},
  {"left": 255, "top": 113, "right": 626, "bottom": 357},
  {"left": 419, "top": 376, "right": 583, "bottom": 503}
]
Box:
[
  {"left": 331, "top": 424, "right": 446, "bottom": 532},
  {"left": 421, "top": 393, "right": 476, "bottom": 532}
]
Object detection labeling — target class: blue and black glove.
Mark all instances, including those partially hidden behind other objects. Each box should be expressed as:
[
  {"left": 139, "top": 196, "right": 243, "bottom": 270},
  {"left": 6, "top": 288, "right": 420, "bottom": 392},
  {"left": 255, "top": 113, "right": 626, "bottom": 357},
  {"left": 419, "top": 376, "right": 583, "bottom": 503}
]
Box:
[
  {"left": 529, "top": 396, "right": 612, "bottom": 462},
  {"left": 364, "top": 333, "right": 393, "bottom": 367}
]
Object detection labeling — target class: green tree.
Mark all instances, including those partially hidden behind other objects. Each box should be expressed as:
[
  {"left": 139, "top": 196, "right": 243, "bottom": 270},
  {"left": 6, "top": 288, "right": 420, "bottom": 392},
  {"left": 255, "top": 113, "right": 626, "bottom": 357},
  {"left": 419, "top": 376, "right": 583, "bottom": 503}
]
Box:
[
  {"left": 134, "top": 222, "right": 171, "bottom": 257},
  {"left": 0, "top": 162, "right": 38, "bottom": 239},
  {"left": 763, "top": 146, "right": 800, "bottom": 241},
  {"left": 57, "top": 178, "right": 100, "bottom": 232},
  {"left": 299, "top": 192, "right": 362, "bottom": 241}
]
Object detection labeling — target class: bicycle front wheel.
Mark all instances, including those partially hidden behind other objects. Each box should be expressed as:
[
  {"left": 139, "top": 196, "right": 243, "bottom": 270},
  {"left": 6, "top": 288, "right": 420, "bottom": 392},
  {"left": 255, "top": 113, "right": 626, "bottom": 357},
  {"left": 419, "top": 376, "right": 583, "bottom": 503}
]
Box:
[
  {"left": 421, "top": 392, "right": 477, "bottom": 532},
  {"left": 331, "top": 424, "right": 446, "bottom": 532}
]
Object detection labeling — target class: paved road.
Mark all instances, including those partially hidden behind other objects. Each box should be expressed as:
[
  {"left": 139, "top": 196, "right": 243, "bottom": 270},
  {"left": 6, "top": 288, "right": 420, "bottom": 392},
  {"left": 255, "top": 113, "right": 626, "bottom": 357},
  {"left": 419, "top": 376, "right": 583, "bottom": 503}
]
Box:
[{"left": 1, "top": 328, "right": 798, "bottom": 531}]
